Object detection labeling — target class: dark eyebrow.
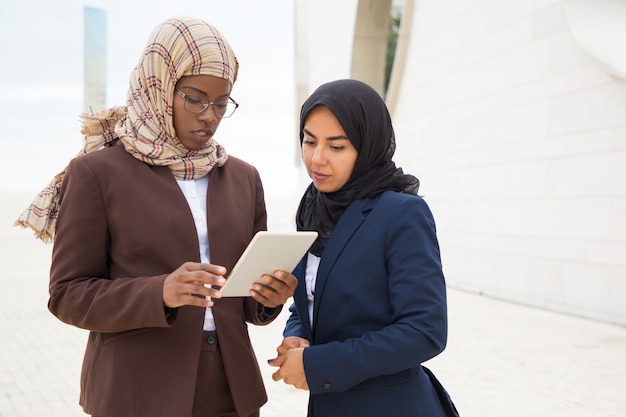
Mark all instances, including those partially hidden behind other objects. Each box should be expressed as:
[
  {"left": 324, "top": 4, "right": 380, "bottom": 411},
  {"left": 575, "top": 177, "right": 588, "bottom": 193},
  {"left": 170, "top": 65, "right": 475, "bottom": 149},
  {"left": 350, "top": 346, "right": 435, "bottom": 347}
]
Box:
[
  {"left": 303, "top": 127, "right": 349, "bottom": 141},
  {"left": 179, "top": 86, "right": 230, "bottom": 100}
]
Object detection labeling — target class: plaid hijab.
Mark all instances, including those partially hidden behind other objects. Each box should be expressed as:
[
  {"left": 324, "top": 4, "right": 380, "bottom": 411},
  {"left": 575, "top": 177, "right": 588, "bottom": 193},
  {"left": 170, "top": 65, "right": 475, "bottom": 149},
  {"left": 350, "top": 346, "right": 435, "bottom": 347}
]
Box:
[
  {"left": 15, "top": 16, "right": 238, "bottom": 242},
  {"left": 296, "top": 79, "right": 420, "bottom": 256}
]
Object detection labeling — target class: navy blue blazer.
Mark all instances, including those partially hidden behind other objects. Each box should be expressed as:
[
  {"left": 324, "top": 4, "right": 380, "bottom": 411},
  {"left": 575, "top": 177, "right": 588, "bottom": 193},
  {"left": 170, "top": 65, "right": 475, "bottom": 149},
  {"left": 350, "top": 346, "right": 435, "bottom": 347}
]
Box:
[{"left": 284, "top": 191, "right": 456, "bottom": 417}]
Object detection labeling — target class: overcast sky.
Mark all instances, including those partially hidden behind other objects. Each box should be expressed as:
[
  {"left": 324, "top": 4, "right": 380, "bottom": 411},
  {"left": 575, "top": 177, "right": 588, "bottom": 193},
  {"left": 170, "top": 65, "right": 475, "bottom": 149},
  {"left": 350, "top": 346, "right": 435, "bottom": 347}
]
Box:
[{"left": 0, "top": 0, "right": 299, "bottom": 194}]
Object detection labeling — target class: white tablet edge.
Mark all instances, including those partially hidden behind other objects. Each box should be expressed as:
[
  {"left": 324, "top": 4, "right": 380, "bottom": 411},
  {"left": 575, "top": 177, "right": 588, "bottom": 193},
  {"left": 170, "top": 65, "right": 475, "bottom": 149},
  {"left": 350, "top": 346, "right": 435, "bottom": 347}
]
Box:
[{"left": 220, "top": 231, "right": 318, "bottom": 297}]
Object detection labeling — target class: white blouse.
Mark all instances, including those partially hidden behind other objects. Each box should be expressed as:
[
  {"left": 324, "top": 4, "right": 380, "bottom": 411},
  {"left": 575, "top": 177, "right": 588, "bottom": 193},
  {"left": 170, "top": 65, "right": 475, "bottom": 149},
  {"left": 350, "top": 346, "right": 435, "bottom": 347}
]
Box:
[
  {"left": 176, "top": 175, "right": 215, "bottom": 331},
  {"left": 305, "top": 252, "right": 321, "bottom": 326}
]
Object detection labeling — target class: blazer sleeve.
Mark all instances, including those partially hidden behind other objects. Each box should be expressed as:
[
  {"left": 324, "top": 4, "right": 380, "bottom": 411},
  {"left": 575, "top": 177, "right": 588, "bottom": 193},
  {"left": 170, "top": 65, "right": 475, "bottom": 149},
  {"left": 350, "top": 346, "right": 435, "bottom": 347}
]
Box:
[
  {"left": 303, "top": 196, "right": 448, "bottom": 394},
  {"left": 48, "top": 156, "right": 172, "bottom": 332},
  {"left": 283, "top": 302, "right": 306, "bottom": 338}
]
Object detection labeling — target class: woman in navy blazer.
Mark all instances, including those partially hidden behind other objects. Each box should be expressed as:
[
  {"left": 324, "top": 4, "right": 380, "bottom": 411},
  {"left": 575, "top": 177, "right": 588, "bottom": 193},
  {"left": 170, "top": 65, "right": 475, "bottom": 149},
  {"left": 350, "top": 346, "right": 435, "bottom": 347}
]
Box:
[{"left": 270, "top": 79, "right": 459, "bottom": 417}]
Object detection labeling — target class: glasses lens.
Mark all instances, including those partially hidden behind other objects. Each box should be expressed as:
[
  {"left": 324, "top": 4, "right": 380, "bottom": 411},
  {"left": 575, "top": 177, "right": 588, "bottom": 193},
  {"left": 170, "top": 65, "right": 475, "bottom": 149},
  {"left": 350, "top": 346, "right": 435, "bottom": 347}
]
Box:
[
  {"left": 218, "top": 101, "right": 237, "bottom": 118},
  {"left": 213, "top": 102, "right": 228, "bottom": 118},
  {"left": 181, "top": 92, "right": 237, "bottom": 117},
  {"left": 184, "top": 95, "right": 208, "bottom": 113}
]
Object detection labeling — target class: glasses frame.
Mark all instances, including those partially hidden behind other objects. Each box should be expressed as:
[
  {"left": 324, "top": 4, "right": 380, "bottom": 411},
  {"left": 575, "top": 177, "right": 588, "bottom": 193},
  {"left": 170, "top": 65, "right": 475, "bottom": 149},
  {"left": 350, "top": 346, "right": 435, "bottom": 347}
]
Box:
[{"left": 175, "top": 89, "right": 239, "bottom": 118}]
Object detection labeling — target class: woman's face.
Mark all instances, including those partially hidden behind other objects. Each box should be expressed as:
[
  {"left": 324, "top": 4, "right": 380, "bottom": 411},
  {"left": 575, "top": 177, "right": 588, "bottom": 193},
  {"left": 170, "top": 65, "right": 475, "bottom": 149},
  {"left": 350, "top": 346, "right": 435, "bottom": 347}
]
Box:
[
  {"left": 173, "top": 75, "right": 232, "bottom": 150},
  {"left": 302, "top": 106, "right": 358, "bottom": 193}
]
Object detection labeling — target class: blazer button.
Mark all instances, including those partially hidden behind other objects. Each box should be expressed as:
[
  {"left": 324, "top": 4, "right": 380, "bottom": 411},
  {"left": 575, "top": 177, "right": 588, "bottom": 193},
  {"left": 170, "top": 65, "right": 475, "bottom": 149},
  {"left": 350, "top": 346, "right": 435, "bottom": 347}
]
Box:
[
  {"left": 323, "top": 383, "right": 332, "bottom": 390},
  {"left": 206, "top": 335, "right": 217, "bottom": 344}
]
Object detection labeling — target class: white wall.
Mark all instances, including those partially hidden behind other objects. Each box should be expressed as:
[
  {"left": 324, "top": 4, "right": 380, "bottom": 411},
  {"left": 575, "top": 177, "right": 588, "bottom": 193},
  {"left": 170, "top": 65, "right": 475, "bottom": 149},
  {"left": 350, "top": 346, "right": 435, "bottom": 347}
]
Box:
[
  {"left": 295, "top": 0, "right": 358, "bottom": 94},
  {"left": 392, "top": 0, "right": 626, "bottom": 325}
]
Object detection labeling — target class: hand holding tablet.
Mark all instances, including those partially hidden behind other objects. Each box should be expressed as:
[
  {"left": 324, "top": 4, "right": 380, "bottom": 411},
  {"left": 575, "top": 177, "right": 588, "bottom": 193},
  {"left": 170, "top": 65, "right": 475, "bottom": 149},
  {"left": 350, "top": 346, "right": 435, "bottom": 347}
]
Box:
[{"left": 221, "top": 231, "right": 318, "bottom": 297}]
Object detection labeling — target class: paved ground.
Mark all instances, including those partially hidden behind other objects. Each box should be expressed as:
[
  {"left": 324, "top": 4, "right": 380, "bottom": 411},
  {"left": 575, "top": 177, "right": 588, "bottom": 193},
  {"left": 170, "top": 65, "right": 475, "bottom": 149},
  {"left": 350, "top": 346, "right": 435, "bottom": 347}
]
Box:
[{"left": 2, "top": 192, "right": 625, "bottom": 417}]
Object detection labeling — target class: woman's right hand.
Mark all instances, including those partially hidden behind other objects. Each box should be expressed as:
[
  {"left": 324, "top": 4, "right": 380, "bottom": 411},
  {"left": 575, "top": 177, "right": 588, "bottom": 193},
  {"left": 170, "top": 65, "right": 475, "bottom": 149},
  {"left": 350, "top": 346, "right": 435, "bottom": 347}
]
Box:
[
  {"left": 267, "top": 336, "right": 310, "bottom": 366},
  {"left": 162, "top": 262, "right": 227, "bottom": 308},
  {"left": 268, "top": 337, "right": 311, "bottom": 390}
]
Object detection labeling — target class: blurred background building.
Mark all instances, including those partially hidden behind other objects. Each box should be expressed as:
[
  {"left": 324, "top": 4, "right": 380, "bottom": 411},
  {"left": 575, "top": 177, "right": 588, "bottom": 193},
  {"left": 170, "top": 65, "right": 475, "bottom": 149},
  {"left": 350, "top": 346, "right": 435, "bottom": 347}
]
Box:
[
  {"left": 294, "top": 0, "right": 626, "bottom": 326},
  {"left": 83, "top": 7, "right": 107, "bottom": 113}
]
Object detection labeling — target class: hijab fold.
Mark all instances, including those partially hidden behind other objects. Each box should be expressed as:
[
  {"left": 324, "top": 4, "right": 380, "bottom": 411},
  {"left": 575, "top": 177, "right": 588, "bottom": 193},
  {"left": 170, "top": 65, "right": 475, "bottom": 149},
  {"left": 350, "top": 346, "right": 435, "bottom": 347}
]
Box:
[
  {"left": 296, "top": 79, "right": 419, "bottom": 256},
  {"left": 15, "top": 17, "right": 238, "bottom": 242}
]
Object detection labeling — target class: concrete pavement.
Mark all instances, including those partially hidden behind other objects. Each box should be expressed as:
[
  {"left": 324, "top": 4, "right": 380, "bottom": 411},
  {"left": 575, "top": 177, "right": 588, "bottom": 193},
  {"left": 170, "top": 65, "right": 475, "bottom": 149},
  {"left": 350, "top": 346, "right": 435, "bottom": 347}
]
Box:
[{"left": 2, "top": 191, "right": 625, "bottom": 416}]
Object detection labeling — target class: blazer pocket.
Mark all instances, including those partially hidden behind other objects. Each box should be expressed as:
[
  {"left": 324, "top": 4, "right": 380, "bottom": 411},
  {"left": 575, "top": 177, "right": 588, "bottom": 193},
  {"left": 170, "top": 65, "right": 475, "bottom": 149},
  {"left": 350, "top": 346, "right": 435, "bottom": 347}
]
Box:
[
  {"left": 422, "top": 366, "right": 460, "bottom": 417},
  {"left": 101, "top": 327, "right": 157, "bottom": 345},
  {"left": 353, "top": 368, "right": 412, "bottom": 390}
]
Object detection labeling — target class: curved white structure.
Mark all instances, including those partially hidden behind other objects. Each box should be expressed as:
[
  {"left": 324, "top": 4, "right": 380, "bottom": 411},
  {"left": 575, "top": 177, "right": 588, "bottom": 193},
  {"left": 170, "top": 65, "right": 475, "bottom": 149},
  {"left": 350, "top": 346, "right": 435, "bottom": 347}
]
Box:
[{"left": 563, "top": 0, "right": 626, "bottom": 79}]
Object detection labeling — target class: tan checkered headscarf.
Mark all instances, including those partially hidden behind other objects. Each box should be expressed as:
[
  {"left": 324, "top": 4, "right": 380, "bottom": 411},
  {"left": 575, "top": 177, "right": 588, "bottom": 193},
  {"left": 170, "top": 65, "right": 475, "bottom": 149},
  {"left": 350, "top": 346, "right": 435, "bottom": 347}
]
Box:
[{"left": 15, "top": 16, "right": 239, "bottom": 242}]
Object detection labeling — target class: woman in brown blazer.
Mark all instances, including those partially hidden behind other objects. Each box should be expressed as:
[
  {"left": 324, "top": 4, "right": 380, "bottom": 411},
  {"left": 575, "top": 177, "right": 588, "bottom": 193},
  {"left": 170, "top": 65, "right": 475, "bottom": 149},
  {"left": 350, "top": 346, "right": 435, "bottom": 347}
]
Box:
[{"left": 15, "top": 16, "right": 295, "bottom": 417}]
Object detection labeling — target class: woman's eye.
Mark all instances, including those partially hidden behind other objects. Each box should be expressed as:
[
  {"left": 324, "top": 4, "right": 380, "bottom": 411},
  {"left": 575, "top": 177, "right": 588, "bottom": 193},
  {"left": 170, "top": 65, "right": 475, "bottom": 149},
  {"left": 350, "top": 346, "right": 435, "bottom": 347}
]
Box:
[
  {"left": 187, "top": 95, "right": 204, "bottom": 105},
  {"left": 331, "top": 146, "right": 345, "bottom": 151}
]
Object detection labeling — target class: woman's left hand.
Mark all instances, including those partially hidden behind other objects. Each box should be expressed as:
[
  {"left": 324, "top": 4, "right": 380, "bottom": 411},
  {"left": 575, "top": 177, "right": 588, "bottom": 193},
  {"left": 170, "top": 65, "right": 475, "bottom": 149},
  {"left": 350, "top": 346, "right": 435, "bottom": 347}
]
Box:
[{"left": 249, "top": 270, "right": 298, "bottom": 308}]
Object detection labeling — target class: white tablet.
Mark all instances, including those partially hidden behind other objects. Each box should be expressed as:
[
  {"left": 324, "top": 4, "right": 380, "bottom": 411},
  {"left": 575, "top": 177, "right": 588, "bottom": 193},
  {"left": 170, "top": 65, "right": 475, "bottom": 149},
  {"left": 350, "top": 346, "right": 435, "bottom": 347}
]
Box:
[{"left": 220, "top": 231, "right": 318, "bottom": 297}]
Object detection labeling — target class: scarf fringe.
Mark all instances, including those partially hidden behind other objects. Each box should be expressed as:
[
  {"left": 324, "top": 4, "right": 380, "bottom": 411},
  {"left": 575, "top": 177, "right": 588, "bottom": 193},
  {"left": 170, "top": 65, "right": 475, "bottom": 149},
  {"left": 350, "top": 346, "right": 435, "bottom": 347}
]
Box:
[
  {"left": 11, "top": 108, "right": 126, "bottom": 243},
  {"left": 13, "top": 175, "right": 63, "bottom": 244}
]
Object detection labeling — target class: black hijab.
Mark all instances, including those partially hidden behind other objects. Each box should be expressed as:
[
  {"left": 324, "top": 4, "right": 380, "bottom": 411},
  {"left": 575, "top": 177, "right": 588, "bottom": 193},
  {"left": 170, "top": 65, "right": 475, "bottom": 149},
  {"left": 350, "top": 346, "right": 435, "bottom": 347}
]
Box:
[{"left": 296, "top": 79, "right": 419, "bottom": 256}]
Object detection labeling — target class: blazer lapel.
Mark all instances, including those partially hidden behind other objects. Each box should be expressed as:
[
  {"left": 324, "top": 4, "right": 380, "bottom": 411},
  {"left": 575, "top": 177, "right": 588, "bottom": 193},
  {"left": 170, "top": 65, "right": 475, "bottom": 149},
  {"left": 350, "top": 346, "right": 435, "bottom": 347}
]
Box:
[{"left": 311, "top": 196, "right": 377, "bottom": 337}]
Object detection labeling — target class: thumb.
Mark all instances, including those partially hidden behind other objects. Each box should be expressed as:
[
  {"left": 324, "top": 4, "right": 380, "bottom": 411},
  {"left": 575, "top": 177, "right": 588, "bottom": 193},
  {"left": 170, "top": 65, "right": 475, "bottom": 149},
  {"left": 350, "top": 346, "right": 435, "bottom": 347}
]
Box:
[
  {"left": 267, "top": 355, "right": 286, "bottom": 367},
  {"left": 271, "top": 368, "right": 284, "bottom": 382}
]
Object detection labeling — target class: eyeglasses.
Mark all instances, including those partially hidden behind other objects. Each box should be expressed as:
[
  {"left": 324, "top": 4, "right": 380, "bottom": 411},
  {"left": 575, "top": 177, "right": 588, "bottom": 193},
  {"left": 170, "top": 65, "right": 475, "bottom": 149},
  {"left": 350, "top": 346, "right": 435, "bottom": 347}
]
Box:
[{"left": 175, "top": 90, "right": 239, "bottom": 118}]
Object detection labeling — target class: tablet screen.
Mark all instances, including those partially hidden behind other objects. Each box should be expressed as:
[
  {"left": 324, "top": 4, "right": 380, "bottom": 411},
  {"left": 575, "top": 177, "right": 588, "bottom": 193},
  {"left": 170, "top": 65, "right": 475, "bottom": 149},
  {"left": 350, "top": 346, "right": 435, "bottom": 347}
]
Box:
[{"left": 220, "top": 231, "right": 318, "bottom": 297}]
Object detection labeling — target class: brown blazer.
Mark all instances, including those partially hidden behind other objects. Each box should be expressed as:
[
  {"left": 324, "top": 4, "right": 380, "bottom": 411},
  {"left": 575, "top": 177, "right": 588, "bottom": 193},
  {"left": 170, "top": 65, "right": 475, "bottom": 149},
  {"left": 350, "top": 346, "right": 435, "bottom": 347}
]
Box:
[{"left": 48, "top": 144, "right": 279, "bottom": 417}]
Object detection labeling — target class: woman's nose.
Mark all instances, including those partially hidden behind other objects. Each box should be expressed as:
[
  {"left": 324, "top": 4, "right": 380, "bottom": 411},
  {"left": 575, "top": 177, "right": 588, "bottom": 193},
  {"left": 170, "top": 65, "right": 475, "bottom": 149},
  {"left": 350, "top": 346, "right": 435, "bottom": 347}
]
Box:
[
  {"left": 198, "top": 105, "right": 219, "bottom": 123},
  {"left": 311, "top": 147, "right": 325, "bottom": 164}
]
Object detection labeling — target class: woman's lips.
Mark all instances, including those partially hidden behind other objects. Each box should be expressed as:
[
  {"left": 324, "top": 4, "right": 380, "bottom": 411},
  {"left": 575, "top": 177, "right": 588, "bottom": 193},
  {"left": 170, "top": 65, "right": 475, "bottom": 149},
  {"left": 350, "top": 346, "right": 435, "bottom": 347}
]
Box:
[
  {"left": 312, "top": 171, "right": 329, "bottom": 181},
  {"left": 191, "top": 129, "right": 213, "bottom": 144}
]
